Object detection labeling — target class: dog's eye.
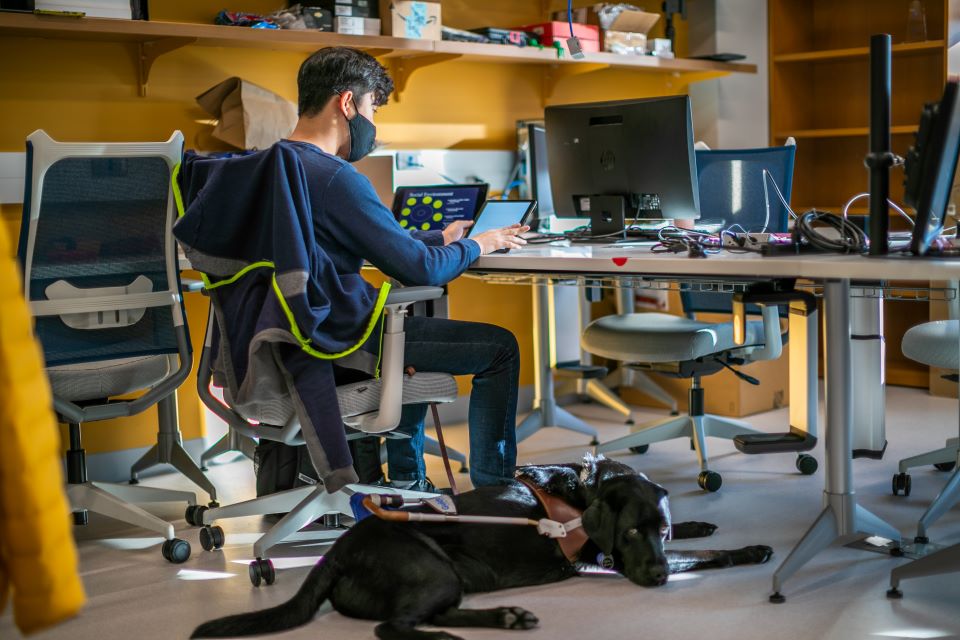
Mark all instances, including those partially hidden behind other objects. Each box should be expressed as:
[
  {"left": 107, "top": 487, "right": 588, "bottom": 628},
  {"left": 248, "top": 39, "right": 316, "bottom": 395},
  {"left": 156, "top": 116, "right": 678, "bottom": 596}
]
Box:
[{"left": 626, "top": 528, "right": 639, "bottom": 537}]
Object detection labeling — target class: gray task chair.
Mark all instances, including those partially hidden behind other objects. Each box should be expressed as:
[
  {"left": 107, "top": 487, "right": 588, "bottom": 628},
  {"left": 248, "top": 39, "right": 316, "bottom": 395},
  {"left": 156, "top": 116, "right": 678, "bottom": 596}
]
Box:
[
  {"left": 19, "top": 130, "right": 212, "bottom": 563},
  {"left": 892, "top": 318, "right": 960, "bottom": 544},
  {"left": 588, "top": 144, "right": 818, "bottom": 492},
  {"left": 187, "top": 286, "right": 458, "bottom": 586}
]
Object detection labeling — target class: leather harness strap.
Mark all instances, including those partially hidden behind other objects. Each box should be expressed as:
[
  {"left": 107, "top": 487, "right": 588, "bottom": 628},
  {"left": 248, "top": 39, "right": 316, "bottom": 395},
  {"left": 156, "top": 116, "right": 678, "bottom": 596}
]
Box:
[{"left": 516, "top": 476, "right": 588, "bottom": 562}]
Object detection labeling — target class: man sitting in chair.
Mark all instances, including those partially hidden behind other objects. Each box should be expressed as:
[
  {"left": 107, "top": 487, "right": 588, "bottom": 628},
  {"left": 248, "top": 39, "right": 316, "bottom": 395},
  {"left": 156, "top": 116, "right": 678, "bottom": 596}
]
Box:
[{"left": 279, "top": 46, "right": 527, "bottom": 490}]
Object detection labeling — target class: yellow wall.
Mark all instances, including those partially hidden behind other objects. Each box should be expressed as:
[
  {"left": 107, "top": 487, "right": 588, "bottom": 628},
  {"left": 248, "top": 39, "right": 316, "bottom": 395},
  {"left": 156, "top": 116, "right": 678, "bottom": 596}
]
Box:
[{"left": 1, "top": 0, "right": 693, "bottom": 454}]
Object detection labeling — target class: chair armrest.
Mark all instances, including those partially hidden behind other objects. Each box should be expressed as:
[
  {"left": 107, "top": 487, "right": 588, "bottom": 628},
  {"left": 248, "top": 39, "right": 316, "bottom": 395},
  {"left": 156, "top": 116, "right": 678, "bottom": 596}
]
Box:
[
  {"left": 181, "top": 279, "right": 206, "bottom": 293},
  {"left": 385, "top": 286, "right": 444, "bottom": 307}
]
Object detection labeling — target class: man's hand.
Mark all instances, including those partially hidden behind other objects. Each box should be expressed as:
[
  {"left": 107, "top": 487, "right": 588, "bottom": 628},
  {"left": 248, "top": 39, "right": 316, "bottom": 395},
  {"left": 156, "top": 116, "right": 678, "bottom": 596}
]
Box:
[
  {"left": 470, "top": 224, "right": 530, "bottom": 255},
  {"left": 442, "top": 220, "right": 474, "bottom": 245}
]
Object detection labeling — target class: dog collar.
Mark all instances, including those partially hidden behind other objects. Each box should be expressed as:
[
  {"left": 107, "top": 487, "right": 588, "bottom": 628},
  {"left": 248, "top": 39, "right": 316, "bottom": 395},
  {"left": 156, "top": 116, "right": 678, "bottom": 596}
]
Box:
[{"left": 516, "top": 476, "right": 588, "bottom": 562}]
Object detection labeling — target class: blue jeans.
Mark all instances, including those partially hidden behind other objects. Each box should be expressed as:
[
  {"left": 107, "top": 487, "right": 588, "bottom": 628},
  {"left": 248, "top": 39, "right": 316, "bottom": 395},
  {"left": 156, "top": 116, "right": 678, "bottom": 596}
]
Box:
[{"left": 386, "top": 316, "right": 520, "bottom": 487}]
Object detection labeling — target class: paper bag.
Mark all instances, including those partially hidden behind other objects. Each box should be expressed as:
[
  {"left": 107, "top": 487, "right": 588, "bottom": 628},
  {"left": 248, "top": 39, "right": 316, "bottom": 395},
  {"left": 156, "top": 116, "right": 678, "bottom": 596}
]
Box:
[{"left": 196, "top": 77, "right": 298, "bottom": 150}]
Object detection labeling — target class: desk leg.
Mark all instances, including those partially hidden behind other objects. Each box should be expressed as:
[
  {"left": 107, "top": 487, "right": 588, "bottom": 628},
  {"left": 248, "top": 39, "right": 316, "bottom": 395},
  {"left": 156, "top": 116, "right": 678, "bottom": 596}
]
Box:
[
  {"left": 517, "top": 283, "right": 598, "bottom": 444},
  {"left": 771, "top": 279, "right": 900, "bottom": 602}
]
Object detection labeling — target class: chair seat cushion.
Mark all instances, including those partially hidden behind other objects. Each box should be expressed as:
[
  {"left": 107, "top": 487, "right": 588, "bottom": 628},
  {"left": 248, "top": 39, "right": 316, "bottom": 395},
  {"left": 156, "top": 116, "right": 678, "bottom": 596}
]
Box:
[
  {"left": 227, "top": 372, "right": 460, "bottom": 428},
  {"left": 903, "top": 320, "right": 959, "bottom": 369},
  {"left": 48, "top": 355, "right": 174, "bottom": 402},
  {"left": 581, "top": 312, "right": 767, "bottom": 363},
  {"left": 338, "top": 372, "right": 459, "bottom": 421}
]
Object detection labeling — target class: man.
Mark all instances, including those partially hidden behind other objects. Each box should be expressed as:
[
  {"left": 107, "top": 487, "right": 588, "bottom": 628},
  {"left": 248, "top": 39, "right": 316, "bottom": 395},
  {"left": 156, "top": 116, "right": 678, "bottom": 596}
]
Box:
[{"left": 280, "top": 46, "right": 528, "bottom": 489}]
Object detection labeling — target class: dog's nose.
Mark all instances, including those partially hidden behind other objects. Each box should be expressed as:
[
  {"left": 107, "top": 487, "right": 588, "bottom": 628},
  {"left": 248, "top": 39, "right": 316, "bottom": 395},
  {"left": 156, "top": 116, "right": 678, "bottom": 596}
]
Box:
[{"left": 649, "top": 567, "right": 667, "bottom": 585}]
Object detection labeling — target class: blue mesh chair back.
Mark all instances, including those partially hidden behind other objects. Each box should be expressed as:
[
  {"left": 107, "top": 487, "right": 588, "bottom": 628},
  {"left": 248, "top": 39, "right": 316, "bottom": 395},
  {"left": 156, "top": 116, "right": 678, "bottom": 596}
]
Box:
[
  {"left": 681, "top": 144, "right": 796, "bottom": 316},
  {"left": 19, "top": 131, "right": 187, "bottom": 367}
]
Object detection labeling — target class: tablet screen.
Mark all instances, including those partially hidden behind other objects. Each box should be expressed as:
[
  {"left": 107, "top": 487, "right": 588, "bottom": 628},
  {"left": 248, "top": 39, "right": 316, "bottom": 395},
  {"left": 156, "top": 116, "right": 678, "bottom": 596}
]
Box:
[
  {"left": 467, "top": 200, "right": 536, "bottom": 237},
  {"left": 392, "top": 184, "right": 488, "bottom": 232}
]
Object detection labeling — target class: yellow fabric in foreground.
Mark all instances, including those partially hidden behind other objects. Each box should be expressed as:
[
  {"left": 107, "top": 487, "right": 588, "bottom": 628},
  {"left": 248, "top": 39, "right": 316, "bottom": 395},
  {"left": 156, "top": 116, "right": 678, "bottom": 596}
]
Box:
[{"left": 0, "top": 222, "right": 85, "bottom": 633}]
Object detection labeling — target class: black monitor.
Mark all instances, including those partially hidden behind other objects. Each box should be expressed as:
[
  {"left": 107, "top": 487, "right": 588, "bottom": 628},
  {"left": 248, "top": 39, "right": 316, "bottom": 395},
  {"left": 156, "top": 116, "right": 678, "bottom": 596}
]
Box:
[
  {"left": 391, "top": 184, "right": 488, "bottom": 232},
  {"left": 544, "top": 95, "right": 700, "bottom": 221},
  {"left": 527, "top": 124, "right": 554, "bottom": 219},
  {"left": 905, "top": 79, "right": 960, "bottom": 255}
]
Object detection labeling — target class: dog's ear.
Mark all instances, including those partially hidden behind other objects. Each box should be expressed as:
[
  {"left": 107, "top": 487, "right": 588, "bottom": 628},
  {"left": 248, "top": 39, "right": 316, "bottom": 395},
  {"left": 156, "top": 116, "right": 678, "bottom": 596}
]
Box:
[{"left": 582, "top": 498, "right": 616, "bottom": 555}]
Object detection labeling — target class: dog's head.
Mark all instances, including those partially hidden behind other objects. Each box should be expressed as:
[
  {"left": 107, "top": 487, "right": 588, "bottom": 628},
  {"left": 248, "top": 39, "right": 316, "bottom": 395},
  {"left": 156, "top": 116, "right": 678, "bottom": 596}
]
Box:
[{"left": 580, "top": 456, "right": 671, "bottom": 587}]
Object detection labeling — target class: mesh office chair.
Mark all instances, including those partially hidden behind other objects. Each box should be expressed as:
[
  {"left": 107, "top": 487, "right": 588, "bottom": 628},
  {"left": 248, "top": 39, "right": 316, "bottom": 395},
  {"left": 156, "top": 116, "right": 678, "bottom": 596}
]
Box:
[
  {"left": 19, "top": 130, "right": 211, "bottom": 563},
  {"left": 589, "top": 143, "right": 815, "bottom": 492},
  {"left": 892, "top": 315, "right": 960, "bottom": 544},
  {"left": 186, "top": 287, "right": 459, "bottom": 585}
]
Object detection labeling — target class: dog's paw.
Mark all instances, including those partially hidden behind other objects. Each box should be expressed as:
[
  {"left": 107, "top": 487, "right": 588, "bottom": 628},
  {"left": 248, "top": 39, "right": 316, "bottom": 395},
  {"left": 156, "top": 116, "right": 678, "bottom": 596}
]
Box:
[
  {"left": 735, "top": 545, "right": 774, "bottom": 565},
  {"left": 497, "top": 607, "right": 539, "bottom": 630}
]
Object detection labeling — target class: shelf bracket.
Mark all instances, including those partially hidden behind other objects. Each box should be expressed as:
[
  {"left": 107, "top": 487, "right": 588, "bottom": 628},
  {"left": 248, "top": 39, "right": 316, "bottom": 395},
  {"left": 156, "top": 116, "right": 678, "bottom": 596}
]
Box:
[
  {"left": 137, "top": 37, "right": 194, "bottom": 97},
  {"left": 383, "top": 53, "right": 461, "bottom": 102},
  {"left": 541, "top": 63, "right": 610, "bottom": 107}
]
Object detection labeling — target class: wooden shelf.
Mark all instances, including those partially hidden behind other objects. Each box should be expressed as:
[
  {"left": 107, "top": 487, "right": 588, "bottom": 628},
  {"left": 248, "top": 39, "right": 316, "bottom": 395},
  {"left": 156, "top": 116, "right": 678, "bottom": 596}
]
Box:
[
  {"left": 774, "top": 125, "right": 919, "bottom": 139},
  {"left": 0, "top": 12, "right": 755, "bottom": 98},
  {"left": 773, "top": 40, "right": 945, "bottom": 63}
]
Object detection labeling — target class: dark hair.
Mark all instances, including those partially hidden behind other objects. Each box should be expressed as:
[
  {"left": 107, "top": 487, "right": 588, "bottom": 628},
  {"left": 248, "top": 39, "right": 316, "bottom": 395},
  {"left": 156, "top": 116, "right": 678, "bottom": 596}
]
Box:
[{"left": 297, "top": 47, "right": 394, "bottom": 117}]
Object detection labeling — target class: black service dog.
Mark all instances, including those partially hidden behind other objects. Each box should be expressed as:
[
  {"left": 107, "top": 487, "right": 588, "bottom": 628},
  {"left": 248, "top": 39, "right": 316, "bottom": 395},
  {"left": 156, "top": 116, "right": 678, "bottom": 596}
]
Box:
[{"left": 193, "top": 456, "right": 772, "bottom": 639}]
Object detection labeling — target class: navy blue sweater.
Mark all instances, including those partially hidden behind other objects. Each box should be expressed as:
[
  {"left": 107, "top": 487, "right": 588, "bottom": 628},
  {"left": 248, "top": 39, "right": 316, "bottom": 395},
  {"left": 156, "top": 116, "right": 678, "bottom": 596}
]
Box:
[{"left": 281, "top": 140, "right": 481, "bottom": 287}]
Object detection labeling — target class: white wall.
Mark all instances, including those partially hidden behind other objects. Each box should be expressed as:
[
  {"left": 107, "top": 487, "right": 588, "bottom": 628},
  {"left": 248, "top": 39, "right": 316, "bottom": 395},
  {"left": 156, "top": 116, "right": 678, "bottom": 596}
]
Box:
[{"left": 688, "top": 0, "right": 769, "bottom": 149}]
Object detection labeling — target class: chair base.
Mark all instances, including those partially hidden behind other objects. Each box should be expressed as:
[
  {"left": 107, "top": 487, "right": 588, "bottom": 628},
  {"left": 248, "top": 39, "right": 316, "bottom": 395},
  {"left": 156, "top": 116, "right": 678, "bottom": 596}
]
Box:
[
  {"left": 200, "top": 426, "right": 257, "bottom": 470},
  {"left": 67, "top": 481, "right": 196, "bottom": 541},
  {"left": 199, "top": 483, "right": 437, "bottom": 559},
  {"left": 596, "top": 413, "right": 764, "bottom": 475},
  {"left": 897, "top": 437, "right": 959, "bottom": 473},
  {"left": 129, "top": 394, "right": 218, "bottom": 503}
]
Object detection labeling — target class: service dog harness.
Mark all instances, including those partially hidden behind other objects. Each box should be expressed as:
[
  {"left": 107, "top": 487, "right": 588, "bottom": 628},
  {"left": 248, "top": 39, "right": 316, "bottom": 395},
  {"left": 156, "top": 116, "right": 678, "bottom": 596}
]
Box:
[{"left": 361, "top": 477, "right": 588, "bottom": 562}]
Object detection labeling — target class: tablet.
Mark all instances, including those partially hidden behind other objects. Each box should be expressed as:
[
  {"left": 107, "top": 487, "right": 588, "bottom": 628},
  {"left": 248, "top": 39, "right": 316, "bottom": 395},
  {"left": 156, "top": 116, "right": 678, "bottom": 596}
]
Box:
[
  {"left": 392, "top": 184, "right": 489, "bottom": 232},
  {"left": 466, "top": 200, "right": 537, "bottom": 238}
]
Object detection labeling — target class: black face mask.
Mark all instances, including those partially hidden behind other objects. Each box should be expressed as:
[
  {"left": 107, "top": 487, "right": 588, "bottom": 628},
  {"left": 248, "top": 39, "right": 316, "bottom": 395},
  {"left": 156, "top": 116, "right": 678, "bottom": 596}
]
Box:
[{"left": 344, "top": 97, "right": 376, "bottom": 163}]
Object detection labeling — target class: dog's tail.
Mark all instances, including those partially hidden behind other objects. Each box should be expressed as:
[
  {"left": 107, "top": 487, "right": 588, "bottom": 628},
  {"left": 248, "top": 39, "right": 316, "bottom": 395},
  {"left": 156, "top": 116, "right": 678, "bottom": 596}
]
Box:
[{"left": 191, "top": 557, "right": 339, "bottom": 638}]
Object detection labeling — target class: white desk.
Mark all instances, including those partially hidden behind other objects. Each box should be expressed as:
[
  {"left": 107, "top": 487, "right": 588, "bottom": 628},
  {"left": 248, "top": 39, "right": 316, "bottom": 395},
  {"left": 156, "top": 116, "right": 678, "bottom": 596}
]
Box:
[{"left": 470, "top": 243, "right": 960, "bottom": 601}]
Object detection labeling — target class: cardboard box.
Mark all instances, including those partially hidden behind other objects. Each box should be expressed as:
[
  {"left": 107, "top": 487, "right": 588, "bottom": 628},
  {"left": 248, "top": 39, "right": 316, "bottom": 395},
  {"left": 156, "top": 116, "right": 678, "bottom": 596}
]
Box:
[
  {"left": 335, "top": 16, "right": 381, "bottom": 35},
  {"left": 552, "top": 4, "right": 660, "bottom": 55},
  {"left": 380, "top": 1, "right": 441, "bottom": 40},
  {"left": 603, "top": 30, "right": 647, "bottom": 55},
  {"left": 518, "top": 21, "right": 600, "bottom": 55},
  {"left": 196, "top": 78, "right": 297, "bottom": 151},
  {"left": 621, "top": 357, "right": 790, "bottom": 418}
]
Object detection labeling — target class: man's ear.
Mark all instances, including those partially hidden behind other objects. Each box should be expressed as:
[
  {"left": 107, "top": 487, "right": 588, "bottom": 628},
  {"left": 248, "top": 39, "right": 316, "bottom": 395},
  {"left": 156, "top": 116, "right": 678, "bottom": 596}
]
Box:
[
  {"left": 582, "top": 498, "right": 616, "bottom": 555},
  {"left": 338, "top": 90, "right": 354, "bottom": 117}
]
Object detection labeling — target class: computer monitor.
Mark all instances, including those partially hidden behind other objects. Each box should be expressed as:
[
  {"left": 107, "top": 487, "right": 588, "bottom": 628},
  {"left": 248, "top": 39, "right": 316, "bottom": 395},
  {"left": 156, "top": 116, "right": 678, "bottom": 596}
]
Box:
[
  {"left": 391, "top": 184, "right": 488, "bottom": 232},
  {"left": 527, "top": 124, "right": 554, "bottom": 219},
  {"left": 544, "top": 95, "right": 700, "bottom": 221},
  {"left": 905, "top": 79, "right": 960, "bottom": 255}
]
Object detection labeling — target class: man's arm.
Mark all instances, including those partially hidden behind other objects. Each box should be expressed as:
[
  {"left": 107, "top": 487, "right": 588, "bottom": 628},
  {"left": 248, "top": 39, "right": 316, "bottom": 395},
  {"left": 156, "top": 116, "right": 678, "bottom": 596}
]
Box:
[{"left": 325, "top": 168, "right": 480, "bottom": 287}]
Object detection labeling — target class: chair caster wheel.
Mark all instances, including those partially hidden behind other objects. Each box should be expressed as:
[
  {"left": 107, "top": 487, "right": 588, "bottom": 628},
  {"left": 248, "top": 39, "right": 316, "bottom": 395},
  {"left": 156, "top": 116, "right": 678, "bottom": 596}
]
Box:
[
  {"left": 886, "top": 588, "right": 903, "bottom": 599},
  {"left": 892, "top": 473, "right": 911, "bottom": 497},
  {"left": 670, "top": 410, "right": 680, "bottom": 416},
  {"left": 458, "top": 466, "right": 469, "bottom": 474},
  {"left": 889, "top": 546, "right": 905, "bottom": 557},
  {"left": 629, "top": 445, "right": 649, "bottom": 454},
  {"left": 698, "top": 470, "right": 722, "bottom": 492},
  {"left": 208, "top": 501, "right": 219, "bottom": 509},
  {"left": 690, "top": 439, "right": 696, "bottom": 451},
  {"left": 796, "top": 454, "right": 818, "bottom": 475},
  {"left": 73, "top": 510, "right": 89, "bottom": 526},
  {"left": 590, "top": 439, "right": 599, "bottom": 446},
  {"left": 914, "top": 535, "right": 929, "bottom": 545},
  {"left": 769, "top": 592, "right": 785, "bottom": 604},
  {"left": 201, "top": 466, "right": 209, "bottom": 472},
  {"left": 322, "top": 513, "right": 342, "bottom": 529},
  {"left": 625, "top": 419, "right": 635, "bottom": 426},
  {"left": 249, "top": 558, "right": 276, "bottom": 587},
  {"left": 199, "top": 525, "right": 225, "bottom": 551},
  {"left": 161, "top": 538, "right": 191, "bottom": 564},
  {"left": 128, "top": 477, "right": 139, "bottom": 485},
  {"left": 185, "top": 505, "right": 208, "bottom": 527},
  {"left": 934, "top": 461, "right": 956, "bottom": 472}
]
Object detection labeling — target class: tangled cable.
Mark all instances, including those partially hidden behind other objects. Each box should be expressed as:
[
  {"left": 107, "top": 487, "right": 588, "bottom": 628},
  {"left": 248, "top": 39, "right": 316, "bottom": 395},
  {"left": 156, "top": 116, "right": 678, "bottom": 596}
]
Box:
[{"left": 794, "top": 210, "right": 868, "bottom": 253}]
